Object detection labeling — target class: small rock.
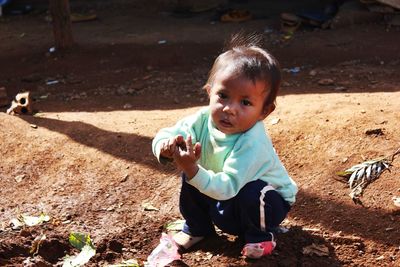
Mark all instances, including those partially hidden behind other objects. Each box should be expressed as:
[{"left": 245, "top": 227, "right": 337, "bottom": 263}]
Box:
[
  {"left": 318, "top": 78, "right": 334, "bottom": 86},
  {"left": 120, "top": 174, "right": 129, "bottom": 183},
  {"left": 127, "top": 88, "right": 136, "bottom": 95},
  {"left": 270, "top": 117, "right": 280, "bottom": 125},
  {"left": 309, "top": 70, "right": 317, "bottom": 76},
  {"left": 123, "top": 103, "right": 132, "bottom": 109},
  {"left": 393, "top": 196, "right": 400, "bottom": 208},
  {"left": 15, "top": 174, "right": 26, "bottom": 183},
  {"left": 106, "top": 206, "right": 115, "bottom": 212},
  {"left": 39, "top": 94, "right": 49, "bottom": 100},
  {"left": 142, "top": 203, "right": 159, "bottom": 211},
  {"left": 365, "top": 128, "right": 384, "bottom": 136},
  {"left": 30, "top": 124, "right": 38, "bottom": 129}
]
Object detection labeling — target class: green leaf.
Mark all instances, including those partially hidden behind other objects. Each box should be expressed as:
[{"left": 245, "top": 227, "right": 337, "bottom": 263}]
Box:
[
  {"left": 107, "top": 259, "right": 140, "bottom": 267},
  {"left": 69, "top": 233, "right": 94, "bottom": 250},
  {"left": 62, "top": 244, "right": 96, "bottom": 267}
]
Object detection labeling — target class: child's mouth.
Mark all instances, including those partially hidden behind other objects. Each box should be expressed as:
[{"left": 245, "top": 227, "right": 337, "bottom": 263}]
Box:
[{"left": 220, "top": 119, "right": 233, "bottom": 128}]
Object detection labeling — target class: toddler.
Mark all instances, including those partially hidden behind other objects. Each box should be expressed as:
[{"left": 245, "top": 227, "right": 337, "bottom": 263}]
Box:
[{"left": 152, "top": 35, "right": 298, "bottom": 259}]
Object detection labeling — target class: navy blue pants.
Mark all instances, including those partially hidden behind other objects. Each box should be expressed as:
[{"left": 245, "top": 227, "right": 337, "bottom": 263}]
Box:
[{"left": 179, "top": 175, "right": 291, "bottom": 243}]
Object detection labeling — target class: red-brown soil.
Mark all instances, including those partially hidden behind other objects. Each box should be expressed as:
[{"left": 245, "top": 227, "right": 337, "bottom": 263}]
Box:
[{"left": 1, "top": 1, "right": 400, "bottom": 266}]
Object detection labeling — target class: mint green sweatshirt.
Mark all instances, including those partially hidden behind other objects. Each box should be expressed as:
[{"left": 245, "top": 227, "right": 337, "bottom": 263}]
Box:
[{"left": 152, "top": 107, "right": 297, "bottom": 205}]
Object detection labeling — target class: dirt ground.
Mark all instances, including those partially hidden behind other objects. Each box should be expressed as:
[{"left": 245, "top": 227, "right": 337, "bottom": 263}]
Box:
[{"left": 1, "top": 1, "right": 400, "bottom": 266}]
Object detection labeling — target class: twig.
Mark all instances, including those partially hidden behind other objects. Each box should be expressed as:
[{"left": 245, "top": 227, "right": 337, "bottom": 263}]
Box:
[{"left": 386, "top": 146, "right": 400, "bottom": 163}]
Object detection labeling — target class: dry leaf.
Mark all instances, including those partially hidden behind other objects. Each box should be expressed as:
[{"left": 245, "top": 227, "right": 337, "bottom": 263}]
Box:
[
  {"left": 142, "top": 203, "right": 159, "bottom": 211},
  {"left": 302, "top": 243, "right": 329, "bottom": 256}
]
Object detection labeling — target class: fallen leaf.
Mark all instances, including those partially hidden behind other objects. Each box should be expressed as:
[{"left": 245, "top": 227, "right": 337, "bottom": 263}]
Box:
[
  {"left": 302, "top": 243, "right": 329, "bottom": 256},
  {"left": 69, "top": 232, "right": 94, "bottom": 250},
  {"left": 107, "top": 259, "right": 140, "bottom": 267},
  {"left": 164, "top": 219, "right": 185, "bottom": 233},
  {"left": 10, "top": 218, "right": 24, "bottom": 230},
  {"left": 30, "top": 234, "right": 46, "bottom": 255},
  {"left": 21, "top": 214, "right": 50, "bottom": 227},
  {"left": 142, "top": 203, "right": 159, "bottom": 211},
  {"left": 62, "top": 244, "right": 96, "bottom": 267}
]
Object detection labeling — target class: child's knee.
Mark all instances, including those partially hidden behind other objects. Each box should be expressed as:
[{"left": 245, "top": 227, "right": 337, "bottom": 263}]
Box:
[{"left": 237, "top": 180, "right": 271, "bottom": 205}]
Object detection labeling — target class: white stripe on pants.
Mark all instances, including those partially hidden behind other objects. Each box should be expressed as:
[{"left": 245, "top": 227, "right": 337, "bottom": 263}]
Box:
[{"left": 259, "top": 185, "right": 275, "bottom": 232}]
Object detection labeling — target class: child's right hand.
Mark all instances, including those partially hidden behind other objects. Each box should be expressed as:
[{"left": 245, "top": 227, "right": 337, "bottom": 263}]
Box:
[
  {"left": 159, "top": 135, "right": 187, "bottom": 159},
  {"left": 159, "top": 137, "right": 177, "bottom": 159}
]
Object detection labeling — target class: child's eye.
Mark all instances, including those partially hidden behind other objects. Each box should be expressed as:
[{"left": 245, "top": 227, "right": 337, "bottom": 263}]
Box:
[
  {"left": 241, "top": 99, "right": 252, "bottom": 106},
  {"left": 218, "top": 92, "right": 227, "bottom": 99}
]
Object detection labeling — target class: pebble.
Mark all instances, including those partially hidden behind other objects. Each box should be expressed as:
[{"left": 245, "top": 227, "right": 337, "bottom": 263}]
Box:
[
  {"left": 318, "top": 78, "right": 334, "bottom": 86},
  {"left": 309, "top": 70, "right": 317, "bottom": 76},
  {"left": 123, "top": 103, "right": 132, "bottom": 109},
  {"left": 15, "top": 174, "right": 26, "bottom": 183}
]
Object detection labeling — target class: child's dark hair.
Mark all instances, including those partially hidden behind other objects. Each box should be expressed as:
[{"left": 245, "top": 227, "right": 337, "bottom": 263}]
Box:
[{"left": 204, "top": 33, "right": 281, "bottom": 111}]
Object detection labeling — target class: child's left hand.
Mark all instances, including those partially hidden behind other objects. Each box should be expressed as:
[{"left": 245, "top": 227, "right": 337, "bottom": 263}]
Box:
[{"left": 173, "top": 135, "right": 201, "bottom": 179}]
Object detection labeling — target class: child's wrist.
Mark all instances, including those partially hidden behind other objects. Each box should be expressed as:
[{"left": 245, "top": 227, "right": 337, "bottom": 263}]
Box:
[{"left": 184, "top": 164, "right": 199, "bottom": 180}]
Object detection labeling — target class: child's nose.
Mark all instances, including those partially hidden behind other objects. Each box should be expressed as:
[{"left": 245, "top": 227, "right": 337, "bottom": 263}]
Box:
[{"left": 222, "top": 102, "right": 237, "bottom": 114}]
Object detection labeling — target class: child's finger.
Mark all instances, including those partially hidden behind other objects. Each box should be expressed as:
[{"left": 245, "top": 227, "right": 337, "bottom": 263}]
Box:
[
  {"left": 175, "top": 135, "right": 184, "bottom": 144},
  {"left": 169, "top": 137, "right": 176, "bottom": 153},
  {"left": 194, "top": 142, "right": 202, "bottom": 160},
  {"left": 175, "top": 135, "right": 186, "bottom": 151},
  {"left": 186, "top": 135, "right": 193, "bottom": 154}
]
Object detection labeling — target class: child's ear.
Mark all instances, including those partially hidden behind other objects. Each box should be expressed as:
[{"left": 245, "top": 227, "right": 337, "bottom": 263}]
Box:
[
  {"left": 203, "top": 84, "right": 211, "bottom": 96},
  {"left": 260, "top": 103, "right": 275, "bottom": 120}
]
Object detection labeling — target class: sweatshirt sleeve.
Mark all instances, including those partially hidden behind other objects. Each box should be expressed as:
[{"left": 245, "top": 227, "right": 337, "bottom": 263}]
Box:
[
  {"left": 187, "top": 136, "right": 272, "bottom": 200},
  {"left": 152, "top": 109, "right": 207, "bottom": 164}
]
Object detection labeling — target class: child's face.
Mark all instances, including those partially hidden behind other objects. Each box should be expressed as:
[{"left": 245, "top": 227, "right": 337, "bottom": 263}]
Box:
[{"left": 207, "top": 70, "right": 270, "bottom": 134}]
